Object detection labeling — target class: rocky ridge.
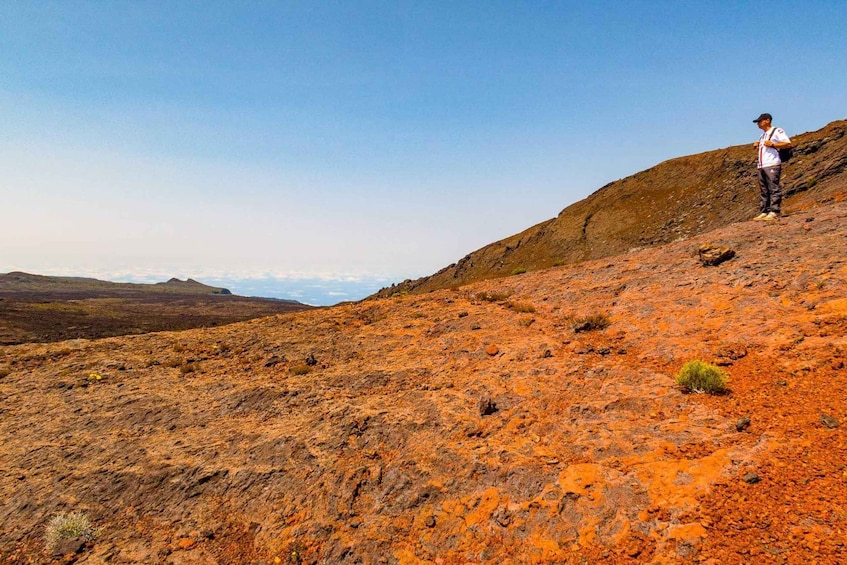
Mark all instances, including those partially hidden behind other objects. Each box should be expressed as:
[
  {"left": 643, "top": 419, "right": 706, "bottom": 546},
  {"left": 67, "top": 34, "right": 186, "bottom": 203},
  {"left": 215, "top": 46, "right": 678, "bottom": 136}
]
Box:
[
  {"left": 0, "top": 274, "right": 232, "bottom": 296},
  {"left": 2, "top": 199, "right": 846, "bottom": 563}
]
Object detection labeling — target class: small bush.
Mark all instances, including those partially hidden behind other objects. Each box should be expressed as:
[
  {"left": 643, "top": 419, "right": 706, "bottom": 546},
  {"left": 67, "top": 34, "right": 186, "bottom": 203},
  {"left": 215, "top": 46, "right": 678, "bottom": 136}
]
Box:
[
  {"left": 675, "top": 360, "right": 729, "bottom": 394},
  {"left": 476, "top": 291, "right": 512, "bottom": 302},
  {"left": 511, "top": 268, "right": 527, "bottom": 276},
  {"left": 44, "top": 512, "right": 97, "bottom": 553},
  {"left": 572, "top": 314, "right": 610, "bottom": 333}
]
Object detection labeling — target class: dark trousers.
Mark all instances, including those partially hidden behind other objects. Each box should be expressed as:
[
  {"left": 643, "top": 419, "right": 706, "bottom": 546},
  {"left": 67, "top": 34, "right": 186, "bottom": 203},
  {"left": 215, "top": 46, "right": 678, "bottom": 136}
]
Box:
[{"left": 758, "top": 165, "right": 782, "bottom": 214}]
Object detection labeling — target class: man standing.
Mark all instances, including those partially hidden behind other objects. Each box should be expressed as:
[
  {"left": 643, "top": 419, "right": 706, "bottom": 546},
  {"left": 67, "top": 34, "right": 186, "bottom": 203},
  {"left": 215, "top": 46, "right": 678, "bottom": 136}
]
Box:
[{"left": 753, "top": 113, "right": 792, "bottom": 220}]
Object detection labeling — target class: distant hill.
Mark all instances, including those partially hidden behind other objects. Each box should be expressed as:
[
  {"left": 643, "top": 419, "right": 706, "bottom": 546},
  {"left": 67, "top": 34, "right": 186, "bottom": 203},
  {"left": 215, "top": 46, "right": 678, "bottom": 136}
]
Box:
[
  {"left": 376, "top": 119, "right": 847, "bottom": 297},
  {"left": 0, "top": 272, "right": 311, "bottom": 344},
  {"left": 0, "top": 272, "right": 233, "bottom": 295}
]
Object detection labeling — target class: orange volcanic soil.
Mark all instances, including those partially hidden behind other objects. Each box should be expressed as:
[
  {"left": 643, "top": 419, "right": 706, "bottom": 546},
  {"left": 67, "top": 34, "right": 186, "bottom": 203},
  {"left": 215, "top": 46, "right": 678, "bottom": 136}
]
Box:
[{"left": 1, "top": 202, "right": 846, "bottom": 564}]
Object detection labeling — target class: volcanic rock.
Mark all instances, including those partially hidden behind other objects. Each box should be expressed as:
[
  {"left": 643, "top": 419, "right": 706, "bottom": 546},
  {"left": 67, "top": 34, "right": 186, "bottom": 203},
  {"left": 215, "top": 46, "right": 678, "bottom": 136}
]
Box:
[
  {"left": 820, "top": 413, "right": 840, "bottom": 428},
  {"left": 3, "top": 198, "right": 847, "bottom": 564},
  {"left": 698, "top": 244, "right": 736, "bottom": 266}
]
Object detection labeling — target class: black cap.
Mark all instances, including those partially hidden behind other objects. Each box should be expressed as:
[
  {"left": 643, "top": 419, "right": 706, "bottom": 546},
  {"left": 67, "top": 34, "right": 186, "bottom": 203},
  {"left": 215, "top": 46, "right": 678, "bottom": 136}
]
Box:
[{"left": 753, "top": 113, "right": 772, "bottom": 123}]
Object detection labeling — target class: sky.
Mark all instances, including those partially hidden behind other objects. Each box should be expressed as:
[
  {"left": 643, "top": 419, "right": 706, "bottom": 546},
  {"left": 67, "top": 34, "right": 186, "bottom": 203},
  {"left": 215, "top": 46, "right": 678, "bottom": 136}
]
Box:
[{"left": 2, "top": 1, "right": 846, "bottom": 305}]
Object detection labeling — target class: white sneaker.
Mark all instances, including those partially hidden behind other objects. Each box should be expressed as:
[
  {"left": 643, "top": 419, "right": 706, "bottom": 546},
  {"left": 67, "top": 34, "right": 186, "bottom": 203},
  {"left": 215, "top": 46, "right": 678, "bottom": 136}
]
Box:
[
  {"left": 765, "top": 212, "right": 779, "bottom": 220},
  {"left": 753, "top": 213, "right": 768, "bottom": 220}
]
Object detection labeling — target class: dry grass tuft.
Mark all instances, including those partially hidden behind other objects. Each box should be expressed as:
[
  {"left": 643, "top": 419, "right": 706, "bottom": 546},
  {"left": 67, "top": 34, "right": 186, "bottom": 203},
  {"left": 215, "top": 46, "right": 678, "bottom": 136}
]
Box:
[{"left": 44, "top": 512, "right": 97, "bottom": 553}]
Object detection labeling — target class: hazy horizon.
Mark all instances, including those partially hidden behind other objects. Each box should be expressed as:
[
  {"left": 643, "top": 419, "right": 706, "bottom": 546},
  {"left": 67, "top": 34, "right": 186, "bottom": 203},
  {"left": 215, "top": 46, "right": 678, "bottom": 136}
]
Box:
[
  {"left": 3, "top": 2, "right": 846, "bottom": 294},
  {"left": 0, "top": 267, "right": 401, "bottom": 306}
]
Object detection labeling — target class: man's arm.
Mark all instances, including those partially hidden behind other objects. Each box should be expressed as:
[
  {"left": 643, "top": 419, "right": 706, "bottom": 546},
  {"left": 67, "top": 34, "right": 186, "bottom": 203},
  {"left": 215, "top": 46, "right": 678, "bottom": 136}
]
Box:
[
  {"left": 763, "top": 139, "right": 792, "bottom": 149},
  {"left": 766, "top": 129, "right": 792, "bottom": 149}
]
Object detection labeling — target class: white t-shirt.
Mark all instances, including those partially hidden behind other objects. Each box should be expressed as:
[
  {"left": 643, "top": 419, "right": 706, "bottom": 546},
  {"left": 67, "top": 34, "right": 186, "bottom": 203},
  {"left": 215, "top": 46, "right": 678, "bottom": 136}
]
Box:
[{"left": 758, "top": 127, "right": 791, "bottom": 168}]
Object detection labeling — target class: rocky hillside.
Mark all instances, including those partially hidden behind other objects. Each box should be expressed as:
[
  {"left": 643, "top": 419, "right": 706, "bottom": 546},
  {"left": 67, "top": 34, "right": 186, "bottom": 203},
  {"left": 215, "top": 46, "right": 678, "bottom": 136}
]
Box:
[
  {"left": 376, "top": 119, "right": 847, "bottom": 298},
  {"left": 2, "top": 199, "right": 845, "bottom": 563}
]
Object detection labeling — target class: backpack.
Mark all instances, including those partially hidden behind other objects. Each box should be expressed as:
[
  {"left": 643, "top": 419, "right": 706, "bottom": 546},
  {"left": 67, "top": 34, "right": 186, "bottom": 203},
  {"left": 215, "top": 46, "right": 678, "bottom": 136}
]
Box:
[{"left": 768, "top": 128, "right": 793, "bottom": 163}]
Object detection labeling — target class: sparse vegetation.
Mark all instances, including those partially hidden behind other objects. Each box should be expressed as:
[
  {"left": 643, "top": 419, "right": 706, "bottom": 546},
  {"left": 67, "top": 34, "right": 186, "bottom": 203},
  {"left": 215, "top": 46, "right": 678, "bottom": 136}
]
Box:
[
  {"left": 572, "top": 313, "right": 611, "bottom": 332},
  {"left": 675, "top": 360, "right": 729, "bottom": 394},
  {"left": 44, "top": 511, "right": 97, "bottom": 553},
  {"left": 511, "top": 268, "right": 527, "bottom": 276},
  {"left": 476, "top": 291, "right": 512, "bottom": 302}
]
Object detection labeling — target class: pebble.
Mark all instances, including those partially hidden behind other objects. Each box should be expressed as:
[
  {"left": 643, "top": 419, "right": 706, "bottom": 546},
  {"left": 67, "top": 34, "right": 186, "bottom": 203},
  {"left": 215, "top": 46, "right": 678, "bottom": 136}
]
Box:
[
  {"left": 743, "top": 472, "right": 761, "bottom": 484},
  {"left": 820, "top": 414, "right": 840, "bottom": 429}
]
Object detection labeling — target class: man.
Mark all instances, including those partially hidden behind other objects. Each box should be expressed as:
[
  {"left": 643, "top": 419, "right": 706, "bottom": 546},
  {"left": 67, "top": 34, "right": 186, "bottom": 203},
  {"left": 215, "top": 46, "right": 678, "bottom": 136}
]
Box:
[{"left": 753, "top": 113, "right": 792, "bottom": 220}]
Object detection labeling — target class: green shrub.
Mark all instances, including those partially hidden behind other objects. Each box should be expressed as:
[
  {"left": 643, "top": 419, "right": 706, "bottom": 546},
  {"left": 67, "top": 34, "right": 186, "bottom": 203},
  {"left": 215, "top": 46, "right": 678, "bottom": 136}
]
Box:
[
  {"left": 572, "top": 313, "right": 610, "bottom": 333},
  {"left": 511, "top": 268, "right": 527, "bottom": 276},
  {"left": 675, "top": 360, "right": 729, "bottom": 394},
  {"left": 44, "top": 512, "right": 97, "bottom": 553}
]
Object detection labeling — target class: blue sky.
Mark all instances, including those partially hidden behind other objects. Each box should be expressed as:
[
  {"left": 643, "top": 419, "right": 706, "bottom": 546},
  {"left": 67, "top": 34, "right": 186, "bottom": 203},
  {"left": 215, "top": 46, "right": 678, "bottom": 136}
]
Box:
[{"left": 2, "top": 1, "right": 846, "bottom": 304}]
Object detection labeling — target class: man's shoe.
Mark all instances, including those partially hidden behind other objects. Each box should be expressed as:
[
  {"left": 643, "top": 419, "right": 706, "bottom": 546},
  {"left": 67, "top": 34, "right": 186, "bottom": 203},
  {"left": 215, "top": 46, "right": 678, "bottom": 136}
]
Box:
[
  {"left": 765, "top": 212, "right": 779, "bottom": 220},
  {"left": 753, "top": 213, "right": 768, "bottom": 220}
]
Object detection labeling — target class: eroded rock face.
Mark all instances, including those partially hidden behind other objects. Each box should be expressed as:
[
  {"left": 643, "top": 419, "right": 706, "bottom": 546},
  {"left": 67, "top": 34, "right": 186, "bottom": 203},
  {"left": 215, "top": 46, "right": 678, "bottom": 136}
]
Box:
[{"left": 2, "top": 201, "right": 847, "bottom": 563}]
